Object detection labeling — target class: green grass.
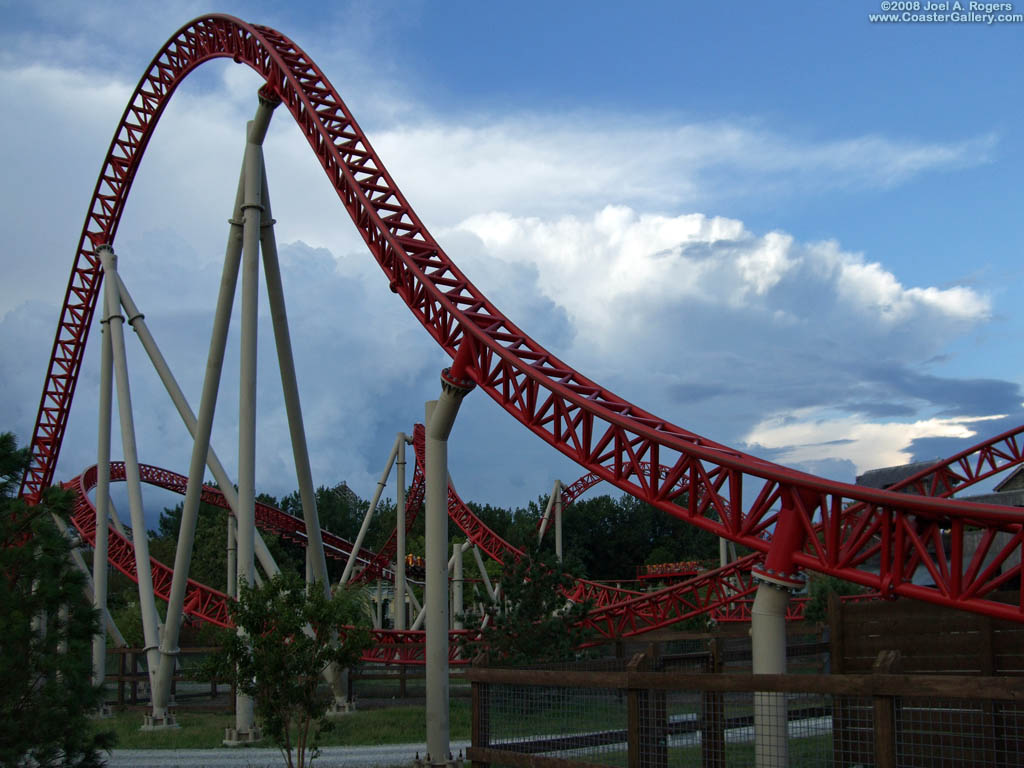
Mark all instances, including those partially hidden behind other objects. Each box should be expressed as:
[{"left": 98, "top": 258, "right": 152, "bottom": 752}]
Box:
[
  {"left": 95, "top": 701, "right": 471, "bottom": 749},
  {"left": 549, "top": 733, "right": 834, "bottom": 768},
  {"left": 96, "top": 711, "right": 236, "bottom": 749}
]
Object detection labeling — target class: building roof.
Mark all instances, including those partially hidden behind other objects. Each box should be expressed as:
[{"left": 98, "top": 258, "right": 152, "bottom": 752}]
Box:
[
  {"left": 995, "top": 465, "right": 1024, "bottom": 493},
  {"left": 855, "top": 459, "right": 949, "bottom": 493}
]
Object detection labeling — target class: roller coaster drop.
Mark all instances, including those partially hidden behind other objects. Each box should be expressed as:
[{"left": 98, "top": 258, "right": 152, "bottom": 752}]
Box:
[{"left": 17, "top": 14, "right": 1024, "bottom": 764}]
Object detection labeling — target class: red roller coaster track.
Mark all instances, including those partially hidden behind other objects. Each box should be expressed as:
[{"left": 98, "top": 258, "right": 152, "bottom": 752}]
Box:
[
  {"left": 20, "top": 15, "right": 1024, "bottom": 624},
  {"left": 62, "top": 445, "right": 468, "bottom": 665}
]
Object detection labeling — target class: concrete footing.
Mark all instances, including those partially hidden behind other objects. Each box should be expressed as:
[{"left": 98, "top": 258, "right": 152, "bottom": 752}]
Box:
[
  {"left": 141, "top": 711, "right": 179, "bottom": 731},
  {"left": 326, "top": 695, "right": 356, "bottom": 717},
  {"left": 89, "top": 704, "right": 113, "bottom": 720},
  {"left": 413, "top": 750, "right": 463, "bottom": 768},
  {"left": 223, "top": 725, "right": 262, "bottom": 745}
]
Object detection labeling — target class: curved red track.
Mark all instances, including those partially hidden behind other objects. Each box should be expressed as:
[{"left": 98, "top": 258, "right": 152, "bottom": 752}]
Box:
[
  {"left": 63, "top": 449, "right": 468, "bottom": 664},
  {"left": 21, "top": 15, "right": 1024, "bottom": 624}
]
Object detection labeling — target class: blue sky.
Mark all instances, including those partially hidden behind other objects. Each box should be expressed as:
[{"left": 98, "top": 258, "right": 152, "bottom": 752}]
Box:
[{"left": 1, "top": 1, "right": 1021, "bottom": 522}]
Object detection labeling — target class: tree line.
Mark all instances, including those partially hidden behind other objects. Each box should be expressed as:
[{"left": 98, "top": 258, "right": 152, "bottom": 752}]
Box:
[{"left": 147, "top": 481, "right": 721, "bottom": 594}]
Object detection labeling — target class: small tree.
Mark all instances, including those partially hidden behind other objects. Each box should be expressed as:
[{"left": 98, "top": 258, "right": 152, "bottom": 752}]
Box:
[
  {"left": 0, "top": 432, "right": 116, "bottom": 767},
  {"left": 204, "top": 572, "right": 371, "bottom": 768},
  {"left": 466, "top": 545, "right": 594, "bottom": 666}
]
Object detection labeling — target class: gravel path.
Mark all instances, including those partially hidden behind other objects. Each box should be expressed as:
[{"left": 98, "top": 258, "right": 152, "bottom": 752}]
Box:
[{"left": 103, "top": 740, "right": 471, "bottom": 767}]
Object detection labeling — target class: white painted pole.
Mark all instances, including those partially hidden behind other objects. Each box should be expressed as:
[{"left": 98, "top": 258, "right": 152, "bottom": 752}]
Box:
[
  {"left": 751, "top": 581, "right": 790, "bottom": 767},
  {"left": 340, "top": 436, "right": 402, "bottom": 585},
  {"left": 452, "top": 542, "right": 464, "bottom": 631},
  {"left": 395, "top": 433, "right": 409, "bottom": 631},
  {"left": 375, "top": 580, "right": 384, "bottom": 629},
  {"left": 750, "top": 560, "right": 803, "bottom": 768},
  {"left": 112, "top": 271, "right": 280, "bottom": 582},
  {"left": 472, "top": 546, "right": 496, "bottom": 603},
  {"left": 406, "top": 580, "right": 423, "bottom": 617},
  {"left": 229, "top": 115, "right": 265, "bottom": 743},
  {"left": 411, "top": 603, "right": 427, "bottom": 631},
  {"left": 106, "top": 497, "right": 127, "bottom": 538},
  {"left": 97, "top": 245, "right": 162, "bottom": 692},
  {"left": 257, "top": 156, "right": 329, "bottom": 592},
  {"left": 538, "top": 484, "right": 556, "bottom": 544},
  {"left": 425, "top": 366, "right": 472, "bottom": 766},
  {"left": 227, "top": 515, "right": 237, "bottom": 599},
  {"left": 65, "top": 544, "right": 126, "bottom": 648},
  {"left": 92, "top": 284, "right": 114, "bottom": 687},
  {"left": 554, "top": 480, "right": 563, "bottom": 563}
]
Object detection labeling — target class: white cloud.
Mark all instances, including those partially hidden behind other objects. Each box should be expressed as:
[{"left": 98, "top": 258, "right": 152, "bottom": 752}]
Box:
[
  {"left": 451, "top": 205, "right": 990, "bottom": 353},
  {"left": 744, "top": 411, "right": 1008, "bottom": 475},
  {"left": 0, "top": 43, "right": 1017, "bottom": 510},
  {"left": 368, "top": 119, "right": 995, "bottom": 226}
]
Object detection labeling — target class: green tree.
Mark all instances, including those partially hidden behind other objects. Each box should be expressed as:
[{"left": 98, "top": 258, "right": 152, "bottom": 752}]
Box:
[
  {"left": 803, "top": 573, "right": 867, "bottom": 623},
  {"left": 150, "top": 496, "right": 303, "bottom": 599},
  {"left": 203, "top": 572, "right": 371, "bottom": 768},
  {"left": 466, "top": 544, "right": 594, "bottom": 666},
  {"left": 560, "top": 494, "right": 719, "bottom": 580},
  {"left": 0, "top": 432, "right": 116, "bottom": 767}
]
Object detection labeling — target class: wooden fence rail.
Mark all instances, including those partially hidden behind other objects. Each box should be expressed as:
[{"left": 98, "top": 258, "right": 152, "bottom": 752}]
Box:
[{"left": 467, "top": 663, "right": 1024, "bottom": 768}]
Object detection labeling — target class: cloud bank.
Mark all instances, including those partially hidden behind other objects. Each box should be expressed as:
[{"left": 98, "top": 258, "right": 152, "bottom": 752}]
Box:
[{"left": 0, "top": 39, "right": 1019, "bottom": 516}]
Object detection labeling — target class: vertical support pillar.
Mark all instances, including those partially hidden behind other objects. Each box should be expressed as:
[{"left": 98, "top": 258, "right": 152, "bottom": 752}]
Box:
[
  {"left": 425, "top": 345, "right": 475, "bottom": 767},
  {"left": 96, "top": 245, "right": 163, "bottom": 696},
  {"left": 375, "top": 580, "right": 384, "bottom": 630},
  {"left": 452, "top": 542, "right": 464, "bottom": 631},
  {"left": 750, "top": 487, "right": 810, "bottom": 768},
  {"left": 395, "top": 433, "right": 409, "bottom": 632},
  {"left": 92, "top": 280, "right": 114, "bottom": 690},
  {"left": 257, "top": 139, "right": 329, "bottom": 592},
  {"left": 225, "top": 109, "right": 268, "bottom": 746},
  {"left": 750, "top": 580, "right": 794, "bottom": 767},
  {"left": 227, "top": 515, "right": 237, "bottom": 599},
  {"left": 554, "top": 481, "right": 563, "bottom": 564}
]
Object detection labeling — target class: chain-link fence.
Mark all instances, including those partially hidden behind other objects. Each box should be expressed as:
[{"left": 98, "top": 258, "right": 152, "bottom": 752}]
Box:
[{"left": 467, "top": 655, "right": 1024, "bottom": 768}]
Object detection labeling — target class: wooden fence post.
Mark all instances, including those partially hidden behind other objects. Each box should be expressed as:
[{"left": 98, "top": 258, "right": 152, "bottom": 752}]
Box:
[
  {"left": 471, "top": 653, "right": 490, "bottom": 768},
  {"left": 828, "top": 592, "right": 849, "bottom": 767},
  {"left": 117, "top": 650, "right": 126, "bottom": 707},
  {"left": 130, "top": 651, "right": 138, "bottom": 705},
  {"left": 647, "top": 644, "right": 667, "bottom": 768},
  {"left": 872, "top": 650, "right": 901, "bottom": 768},
  {"left": 702, "top": 637, "right": 725, "bottom": 768},
  {"left": 626, "top": 649, "right": 668, "bottom": 768},
  {"left": 627, "top": 652, "right": 645, "bottom": 768}
]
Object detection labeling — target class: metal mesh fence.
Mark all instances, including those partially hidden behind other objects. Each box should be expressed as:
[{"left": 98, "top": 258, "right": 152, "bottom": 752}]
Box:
[
  {"left": 894, "top": 697, "right": 1024, "bottom": 768},
  {"left": 472, "top": 673, "right": 1024, "bottom": 768},
  {"left": 482, "top": 682, "right": 628, "bottom": 765}
]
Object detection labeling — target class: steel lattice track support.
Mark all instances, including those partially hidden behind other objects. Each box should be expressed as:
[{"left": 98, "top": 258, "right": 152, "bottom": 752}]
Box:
[
  {"left": 558, "top": 425, "right": 1024, "bottom": 622},
  {"left": 61, "top": 455, "right": 745, "bottom": 662},
  {"left": 64, "top": 422, "right": 1021, "bottom": 661}
]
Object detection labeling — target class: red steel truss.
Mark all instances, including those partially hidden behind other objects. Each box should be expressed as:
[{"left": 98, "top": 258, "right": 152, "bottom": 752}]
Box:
[
  {"left": 63, "top": 458, "right": 460, "bottom": 664},
  {"left": 562, "top": 424, "right": 1024, "bottom": 621},
  {"left": 20, "top": 14, "right": 1024, "bottom": 623},
  {"left": 63, "top": 419, "right": 1024, "bottom": 655}
]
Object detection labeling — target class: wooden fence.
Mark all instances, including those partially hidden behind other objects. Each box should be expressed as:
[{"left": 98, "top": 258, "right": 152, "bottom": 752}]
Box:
[
  {"left": 105, "top": 646, "right": 224, "bottom": 707},
  {"left": 467, "top": 655, "right": 1024, "bottom": 768}
]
